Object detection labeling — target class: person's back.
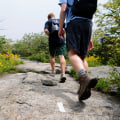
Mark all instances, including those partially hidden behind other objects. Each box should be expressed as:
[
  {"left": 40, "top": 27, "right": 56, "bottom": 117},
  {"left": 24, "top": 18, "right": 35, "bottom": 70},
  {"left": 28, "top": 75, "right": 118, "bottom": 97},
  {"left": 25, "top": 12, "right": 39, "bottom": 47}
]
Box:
[
  {"left": 45, "top": 17, "right": 65, "bottom": 47},
  {"left": 49, "top": 19, "right": 59, "bottom": 35}
]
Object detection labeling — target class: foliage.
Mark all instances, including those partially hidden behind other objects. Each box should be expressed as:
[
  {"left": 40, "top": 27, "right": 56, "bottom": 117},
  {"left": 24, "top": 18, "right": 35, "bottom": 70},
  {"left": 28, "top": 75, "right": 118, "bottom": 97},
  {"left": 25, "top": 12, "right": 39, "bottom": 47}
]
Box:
[
  {"left": 96, "top": 67, "right": 120, "bottom": 97},
  {"left": 0, "top": 36, "right": 13, "bottom": 54},
  {"left": 0, "top": 52, "right": 23, "bottom": 73},
  {"left": 12, "top": 32, "right": 50, "bottom": 62},
  {"left": 92, "top": 0, "right": 120, "bottom": 66},
  {"left": 69, "top": 68, "right": 78, "bottom": 79},
  {"left": 0, "top": 36, "right": 6, "bottom": 48},
  {"left": 28, "top": 53, "right": 49, "bottom": 63},
  {"left": 96, "top": 77, "right": 110, "bottom": 93},
  {"left": 86, "top": 56, "right": 102, "bottom": 67}
]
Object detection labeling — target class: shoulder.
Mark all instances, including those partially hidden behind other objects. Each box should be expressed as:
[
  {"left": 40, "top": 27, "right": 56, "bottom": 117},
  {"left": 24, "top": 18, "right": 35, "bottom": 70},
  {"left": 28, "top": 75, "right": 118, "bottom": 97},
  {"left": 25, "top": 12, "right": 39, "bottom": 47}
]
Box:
[
  {"left": 67, "top": 0, "right": 73, "bottom": 6},
  {"left": 44, "top": 20, "right": 52, "bottom": 29},
  {"left": 50, "top": 19, "right": 59, "bottom": 24},
  {"left": 54, "top": 19, "right": 59, "bottom": 23},
  {"left": 45, "top": 20, "right": 52, "bottom": 27},
  {"left": 58, "top": 0, "right": 73, "bottom": 6},
  {"left": 45, "top": 20, "right": 52, "bottom": 24},
  {"left": 58, "top": 0, "right": 67, "bottom": 5}
]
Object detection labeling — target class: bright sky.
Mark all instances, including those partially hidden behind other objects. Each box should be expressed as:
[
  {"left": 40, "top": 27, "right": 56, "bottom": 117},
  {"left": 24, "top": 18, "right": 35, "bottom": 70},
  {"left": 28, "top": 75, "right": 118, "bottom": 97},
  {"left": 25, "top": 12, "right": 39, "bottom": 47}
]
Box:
[{"left": 0, "top": 0, "right": 108, "bottom": 41}]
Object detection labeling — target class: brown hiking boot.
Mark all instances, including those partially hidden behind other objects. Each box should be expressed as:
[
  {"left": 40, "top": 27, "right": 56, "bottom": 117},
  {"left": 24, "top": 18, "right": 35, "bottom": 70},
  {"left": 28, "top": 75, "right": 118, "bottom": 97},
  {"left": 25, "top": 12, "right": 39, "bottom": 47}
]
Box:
[
  {"left": 78, "top": 87, "right": 91, "bottom": 100},
  {"left": 77, "top": 73, "right": 97, "bottom": 101}
]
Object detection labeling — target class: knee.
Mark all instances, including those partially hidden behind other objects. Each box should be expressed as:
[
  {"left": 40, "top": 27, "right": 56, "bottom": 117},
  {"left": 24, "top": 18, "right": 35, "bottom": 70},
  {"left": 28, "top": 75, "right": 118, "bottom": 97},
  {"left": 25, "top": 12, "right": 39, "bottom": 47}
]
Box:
[
  {"left": 50, "top": 56, "right": 55, "bottom": 62},
  {"left": 68, "top": 49, "right": 77, "bottom": 57},
  {"left": 68, "top": 49, "right": 77, "bottom": 61}
]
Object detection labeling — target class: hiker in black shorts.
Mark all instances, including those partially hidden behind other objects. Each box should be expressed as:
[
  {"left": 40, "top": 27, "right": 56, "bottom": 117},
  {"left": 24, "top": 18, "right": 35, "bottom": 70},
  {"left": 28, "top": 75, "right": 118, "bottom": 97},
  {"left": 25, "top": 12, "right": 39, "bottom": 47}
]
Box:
[
  {"left": 58, "top": 0, "right": 98, "bottom": 101},
  {"left": 44, "top": 13, "right": 66, "bottom": 83}
]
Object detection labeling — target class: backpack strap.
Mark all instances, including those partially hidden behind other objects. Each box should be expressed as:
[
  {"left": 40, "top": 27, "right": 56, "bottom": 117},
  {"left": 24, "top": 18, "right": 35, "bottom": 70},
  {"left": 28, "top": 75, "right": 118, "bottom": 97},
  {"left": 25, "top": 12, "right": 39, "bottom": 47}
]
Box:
[{"left": 67, "top": 4, "right": 72, "bottom": 7}]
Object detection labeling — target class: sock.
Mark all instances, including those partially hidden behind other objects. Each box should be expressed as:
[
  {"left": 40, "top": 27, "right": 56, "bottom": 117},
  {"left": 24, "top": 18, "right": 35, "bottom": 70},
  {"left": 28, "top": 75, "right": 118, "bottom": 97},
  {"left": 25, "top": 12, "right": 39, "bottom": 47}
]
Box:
[
  {"left": 78, "top": 69, "right": 86, "bottom": 77},
  {"left": 61, "top": 73, "right": 65, "bottom": 77},
  {"left": 52, "top": 71, "right": 56, "bottom": 74}
]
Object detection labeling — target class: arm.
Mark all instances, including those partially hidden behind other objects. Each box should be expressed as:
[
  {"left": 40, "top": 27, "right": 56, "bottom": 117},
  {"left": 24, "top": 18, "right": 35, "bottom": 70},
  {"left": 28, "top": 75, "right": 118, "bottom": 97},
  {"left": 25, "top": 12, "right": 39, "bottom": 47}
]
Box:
[
  {"left": 58, "top": 3, "right": 67, "bottom": 39},
  {"left": 44, "top": 29, "right": 49, "bottom": 37},
  {"left": 88, "top": 38, "right": 94, "bottom": 51}
]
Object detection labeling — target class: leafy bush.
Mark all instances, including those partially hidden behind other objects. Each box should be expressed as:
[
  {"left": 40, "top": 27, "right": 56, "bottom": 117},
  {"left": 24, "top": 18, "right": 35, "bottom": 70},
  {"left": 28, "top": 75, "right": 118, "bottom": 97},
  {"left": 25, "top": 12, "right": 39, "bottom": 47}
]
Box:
[
  {"left": 69, "top": 68, "right": 78, "bottom": 79},
  {"left": 12, "top": 33, "right": 50, "bottom": 62},
  {"left": 96, "top": 67, "right": 120, "bottom": 97},
  {"left": 0, "top": 36, "right": 13, "bottom": 54},
  {"left": 96, "top": 77, "right": 110, "bottom": 93},
  {"left": 0, "top": 52, "right": 23, "bottom": 73},
  {"left": 92, "top": 0, "right": 120, "bottom": 66},
  {"left": 28, "top": 52, "right": 49, "bottom": 63},
  {"left": 0, "top": 36, "right": 6, "bottom": 49},
  {"left": 86, "top": 56, "right": 102, "bottom": 67}
]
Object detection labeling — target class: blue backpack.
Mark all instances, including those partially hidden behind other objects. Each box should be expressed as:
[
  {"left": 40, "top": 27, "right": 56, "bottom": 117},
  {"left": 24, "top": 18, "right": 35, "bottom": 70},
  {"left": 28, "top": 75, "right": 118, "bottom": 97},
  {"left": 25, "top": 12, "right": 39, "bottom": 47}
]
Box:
[{"left": 71, "top": 0, "right": 98, "bottom": 19}]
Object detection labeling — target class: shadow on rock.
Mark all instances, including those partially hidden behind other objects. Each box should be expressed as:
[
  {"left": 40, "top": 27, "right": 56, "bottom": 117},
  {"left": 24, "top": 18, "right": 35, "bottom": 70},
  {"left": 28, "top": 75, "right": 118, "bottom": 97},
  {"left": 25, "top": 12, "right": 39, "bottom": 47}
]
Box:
[{"left": 31, "top": 84, "right": 86, "bottom": 112}]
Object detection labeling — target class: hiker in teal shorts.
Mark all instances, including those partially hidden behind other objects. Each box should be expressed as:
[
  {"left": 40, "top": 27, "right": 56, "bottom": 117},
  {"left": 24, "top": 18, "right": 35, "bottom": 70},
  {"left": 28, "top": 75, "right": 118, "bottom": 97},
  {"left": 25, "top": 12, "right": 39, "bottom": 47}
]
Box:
[{"left": 44, "top": 13, "right": 66, "bottom": 83}]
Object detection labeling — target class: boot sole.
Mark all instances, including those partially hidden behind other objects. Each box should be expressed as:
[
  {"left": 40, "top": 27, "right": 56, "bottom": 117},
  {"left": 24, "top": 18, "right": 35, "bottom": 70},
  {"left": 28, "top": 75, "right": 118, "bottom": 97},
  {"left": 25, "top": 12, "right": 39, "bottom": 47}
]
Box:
[
  {"left": 79, "top": 88, "right": 91, "bottom": 100},
  {"left": 88, "top": 78, "right": 98, "bottom": 88},
  {"left": 79, "top": 78, "right": 98, "bottom": 101}
]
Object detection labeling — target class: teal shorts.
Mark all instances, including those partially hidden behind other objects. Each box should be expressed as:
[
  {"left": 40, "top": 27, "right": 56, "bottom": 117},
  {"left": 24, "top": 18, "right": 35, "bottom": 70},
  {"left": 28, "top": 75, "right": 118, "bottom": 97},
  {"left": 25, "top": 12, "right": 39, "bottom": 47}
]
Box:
[{"left": 49, "top": 44, "right": 66, "bottom": 57}]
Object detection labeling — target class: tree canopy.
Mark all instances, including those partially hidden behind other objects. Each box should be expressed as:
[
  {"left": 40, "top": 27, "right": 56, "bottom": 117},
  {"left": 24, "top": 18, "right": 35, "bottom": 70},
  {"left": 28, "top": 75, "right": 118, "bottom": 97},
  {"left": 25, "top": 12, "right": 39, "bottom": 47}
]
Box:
[{"left": 93, "top": 0, "right": 120, "bottom": 65}]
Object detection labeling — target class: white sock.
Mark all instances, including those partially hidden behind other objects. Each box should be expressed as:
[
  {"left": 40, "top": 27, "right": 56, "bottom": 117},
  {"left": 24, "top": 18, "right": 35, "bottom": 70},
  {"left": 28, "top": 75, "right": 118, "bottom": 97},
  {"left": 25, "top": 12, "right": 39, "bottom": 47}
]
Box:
[{"left": 78, "top": 69, "right": 86, "bottom": 77}]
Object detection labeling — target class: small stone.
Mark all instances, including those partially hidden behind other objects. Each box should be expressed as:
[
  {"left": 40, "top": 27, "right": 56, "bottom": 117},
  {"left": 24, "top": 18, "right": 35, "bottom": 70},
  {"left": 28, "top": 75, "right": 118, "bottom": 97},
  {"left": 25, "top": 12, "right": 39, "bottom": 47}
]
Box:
[{"left": 41, "top": 80, "right": 57, "bottom": 86}]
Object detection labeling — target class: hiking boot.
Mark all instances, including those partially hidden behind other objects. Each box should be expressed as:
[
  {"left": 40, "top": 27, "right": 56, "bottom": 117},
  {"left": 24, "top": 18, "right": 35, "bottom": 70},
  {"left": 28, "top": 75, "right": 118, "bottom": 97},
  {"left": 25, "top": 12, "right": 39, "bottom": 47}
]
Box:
[
  {"left": 77, "top": 87, "right": 91, "bottom": 100},
  {"left": 50, "top": 71, "right": 56, "bottom": 77},
  {"left": 59, "top": 73, "right": 66, "bottom": 83},
  {"left": 78, "top": 73, "right": 97, "bottom": 101}
]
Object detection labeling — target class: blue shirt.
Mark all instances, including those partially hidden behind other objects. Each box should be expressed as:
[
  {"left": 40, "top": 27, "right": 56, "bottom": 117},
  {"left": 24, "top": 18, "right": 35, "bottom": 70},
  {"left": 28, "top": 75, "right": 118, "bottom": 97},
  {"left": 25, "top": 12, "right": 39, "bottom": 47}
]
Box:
[{"left": 58, "top": 0, "right": 91, "bottom": 28}]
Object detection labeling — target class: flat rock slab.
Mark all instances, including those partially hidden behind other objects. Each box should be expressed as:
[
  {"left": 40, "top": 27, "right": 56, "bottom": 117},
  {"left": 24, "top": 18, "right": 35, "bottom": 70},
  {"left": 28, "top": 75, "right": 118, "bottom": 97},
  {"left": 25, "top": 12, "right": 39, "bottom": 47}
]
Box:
[{"left": 0, "top": 60, "right": 120, "bottom": 120}]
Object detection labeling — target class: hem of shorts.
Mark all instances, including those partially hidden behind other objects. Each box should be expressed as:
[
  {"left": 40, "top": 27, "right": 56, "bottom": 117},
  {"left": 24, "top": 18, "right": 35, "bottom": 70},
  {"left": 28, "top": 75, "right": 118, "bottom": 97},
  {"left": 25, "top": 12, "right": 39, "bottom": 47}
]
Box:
[
  {"left": 55, "top": 54, "right": 65, "bottom": 57},
  {"left": 67, "top": 48, "right": 87, "bottom": 57}
]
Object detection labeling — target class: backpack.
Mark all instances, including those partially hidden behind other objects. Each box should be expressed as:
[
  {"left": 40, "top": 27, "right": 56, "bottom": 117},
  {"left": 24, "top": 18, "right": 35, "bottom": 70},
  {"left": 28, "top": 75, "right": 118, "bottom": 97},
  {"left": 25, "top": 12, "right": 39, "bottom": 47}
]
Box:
[
  {"left": 50, "top": 19, "right": 59, "bottom": 34},
  {"left": 71, "top": 0, "right": 98, "bottom": 19}
]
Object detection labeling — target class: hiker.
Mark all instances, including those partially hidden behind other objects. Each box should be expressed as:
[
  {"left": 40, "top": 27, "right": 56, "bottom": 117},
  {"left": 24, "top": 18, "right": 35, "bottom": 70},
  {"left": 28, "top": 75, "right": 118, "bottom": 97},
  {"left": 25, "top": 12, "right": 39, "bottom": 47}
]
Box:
[
  {"left": 58, "top": 0, "right": 98, "bottom": 101},
  {"left": 44, "top": 13, "right": 66, "bottom": 83}
]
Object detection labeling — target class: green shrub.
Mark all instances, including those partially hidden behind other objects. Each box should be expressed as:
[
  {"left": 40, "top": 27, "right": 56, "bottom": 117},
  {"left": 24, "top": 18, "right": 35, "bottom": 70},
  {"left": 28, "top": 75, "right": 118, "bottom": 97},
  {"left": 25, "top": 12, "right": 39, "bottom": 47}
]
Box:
[
  {"left": 0, "top": 53, "right": 23, "bottom": 73},
  {"left": 69, "top": 68, "right": 78, "bottom": 79},
  {"left": 96, "top": 77, "right": 110, "bottom": 93},
  {"left": 96, "top": 67, "right": 120, "bottom": 97},
  {"left": 86, "top": 56, "right": 102, "bottom": 67},
  {"left": 28, "top": 52, "right": 49, "bottom": 63}
]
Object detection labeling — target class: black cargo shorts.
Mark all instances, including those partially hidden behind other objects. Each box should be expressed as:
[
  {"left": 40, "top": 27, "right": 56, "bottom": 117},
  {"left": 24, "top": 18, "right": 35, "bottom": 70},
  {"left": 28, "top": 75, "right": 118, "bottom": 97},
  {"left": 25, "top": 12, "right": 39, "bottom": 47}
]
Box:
[{"left": 66, "top": 18, "right": 92, "bottom": 57}]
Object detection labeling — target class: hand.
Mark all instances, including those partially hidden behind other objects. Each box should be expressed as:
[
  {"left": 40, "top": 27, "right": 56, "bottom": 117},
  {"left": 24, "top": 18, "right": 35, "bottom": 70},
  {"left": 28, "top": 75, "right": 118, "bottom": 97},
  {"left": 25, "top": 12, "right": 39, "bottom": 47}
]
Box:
[
  {"left": 88, "top": 39, "right": 94, "bottom": 51},
  {"left": 58, "top": 29, "right": 65, "bottom": 39}
]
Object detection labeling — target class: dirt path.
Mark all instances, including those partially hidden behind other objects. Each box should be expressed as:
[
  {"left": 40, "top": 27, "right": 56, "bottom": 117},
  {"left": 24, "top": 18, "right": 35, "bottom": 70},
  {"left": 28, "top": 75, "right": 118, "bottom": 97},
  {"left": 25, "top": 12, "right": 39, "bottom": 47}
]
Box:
[{"left": 0, "top": 60, "right": 120, "bottom": 120}]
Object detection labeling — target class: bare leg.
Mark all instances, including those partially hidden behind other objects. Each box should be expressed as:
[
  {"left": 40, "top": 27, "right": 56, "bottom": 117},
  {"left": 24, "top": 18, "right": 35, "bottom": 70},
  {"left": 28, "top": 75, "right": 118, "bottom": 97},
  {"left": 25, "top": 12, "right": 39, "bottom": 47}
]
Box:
[
  {"left": 81, "top": 58, "right": 88, "bottom": 73},
  {"left": 58, "top": 55, "right": 66, "bottom": 74},
  {"left": 50, "top": 55, "right": 55, "bottom": 72},
  {"left": 68, "top": 49, "right": 85, "bottom": 72}
]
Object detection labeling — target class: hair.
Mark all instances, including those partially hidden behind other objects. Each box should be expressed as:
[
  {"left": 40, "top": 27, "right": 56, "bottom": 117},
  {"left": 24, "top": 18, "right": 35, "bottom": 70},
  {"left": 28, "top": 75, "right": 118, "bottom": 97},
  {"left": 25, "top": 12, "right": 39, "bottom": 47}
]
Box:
[{"left": 47, "top": 13, "right": 55, "bottom": 20}]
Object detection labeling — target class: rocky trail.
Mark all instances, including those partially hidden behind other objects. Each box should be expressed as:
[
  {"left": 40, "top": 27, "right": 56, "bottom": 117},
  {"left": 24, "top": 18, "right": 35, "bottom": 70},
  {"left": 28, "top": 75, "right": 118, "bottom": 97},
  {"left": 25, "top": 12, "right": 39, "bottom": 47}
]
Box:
[{"left": 0, "top": 60, "right": 120, "bottom": 120}]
